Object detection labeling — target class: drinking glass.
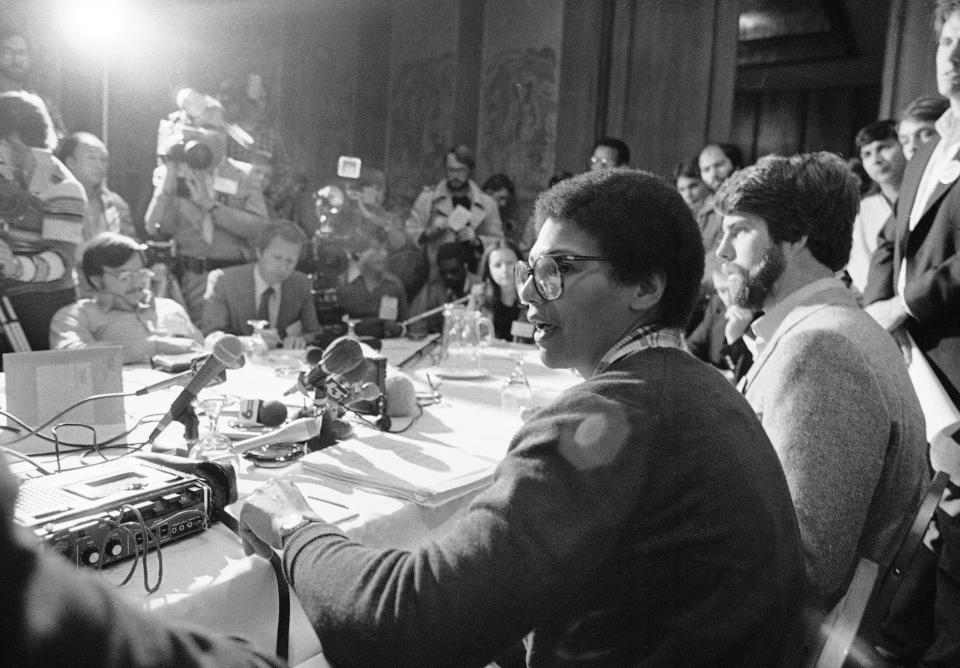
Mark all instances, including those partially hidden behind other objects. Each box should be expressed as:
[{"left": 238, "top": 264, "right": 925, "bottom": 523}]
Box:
[
  {"left": 192, "top": 396, "right": 236, "bottom": 463},
  {"left": 501, "top": 351, "right": 533, "bottom": 412}
]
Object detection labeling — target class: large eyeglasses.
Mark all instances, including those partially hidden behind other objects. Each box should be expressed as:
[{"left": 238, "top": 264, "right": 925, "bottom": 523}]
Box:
[
  {"left": 103, "top": 268, "right": 154, "bottom": 283},
  {"left": 514, "top": 254, "right": 610, "bottom": 302}
]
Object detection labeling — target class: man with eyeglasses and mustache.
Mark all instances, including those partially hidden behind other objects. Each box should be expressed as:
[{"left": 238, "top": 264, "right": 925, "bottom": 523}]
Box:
[
  {"left": 406, "top": 144, "right": 502, "bottom": 277},
  {"left": 237, "top": 168, "right": 805, "bottom": 667},
  {"left": 49, "top": 232, "right": 202, "bottom": 364}
]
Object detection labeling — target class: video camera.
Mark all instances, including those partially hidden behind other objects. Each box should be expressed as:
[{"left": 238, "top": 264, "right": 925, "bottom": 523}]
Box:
[{"left": 144, "top": 239, "right": 176, "bottom": 269}]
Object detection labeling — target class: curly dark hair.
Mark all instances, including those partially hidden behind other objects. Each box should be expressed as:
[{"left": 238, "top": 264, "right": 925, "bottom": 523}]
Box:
[{"left": 533, "top": 168, "right": 702, "bottom": 328}]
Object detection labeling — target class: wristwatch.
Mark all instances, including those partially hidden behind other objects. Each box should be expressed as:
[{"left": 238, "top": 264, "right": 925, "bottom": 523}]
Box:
[{"left": 278, "top": 514, "right": 321, "bottom": 546}]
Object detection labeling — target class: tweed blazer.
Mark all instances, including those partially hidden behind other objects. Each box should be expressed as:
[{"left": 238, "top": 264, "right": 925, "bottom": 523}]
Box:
[
  {"left": 742, "top": 284, "right": 929, "bottom": 605},
  {"left": 864, "top": 135, "right": 960, "bottom": 405},
  {"left": 200, "top": 263, "right": 320, "bottom": 338}
]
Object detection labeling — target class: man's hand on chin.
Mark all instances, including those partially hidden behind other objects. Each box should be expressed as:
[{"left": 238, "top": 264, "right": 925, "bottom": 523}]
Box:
[{"left": 864, "top": 297, "right": 909, "bottom": 332}]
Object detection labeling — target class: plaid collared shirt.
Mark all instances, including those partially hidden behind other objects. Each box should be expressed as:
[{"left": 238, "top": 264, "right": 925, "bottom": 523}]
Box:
[{"left": 592, "top": 323, "right": 687, "bottom": 375}]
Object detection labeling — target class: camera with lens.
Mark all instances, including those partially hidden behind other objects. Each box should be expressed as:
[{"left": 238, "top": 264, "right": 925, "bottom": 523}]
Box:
[
  {"left": 156, "top": 117, "right": 226, "bottom": 198},
  {"left": 144, "top": 239, "right": 176, "bottom": 269}
]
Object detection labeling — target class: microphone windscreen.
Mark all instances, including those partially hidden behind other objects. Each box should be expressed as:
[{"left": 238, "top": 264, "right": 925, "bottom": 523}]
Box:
[
  {"left": 321, "top": 336, "right": 365, "bottom": 376},
  {"left": 384, "top": 375, "right": 418, "bottom": 417},
  {"left": 211, "top": 334, "right": 246, "bottom": 370},
  {"left": 305, "top": 346, "right": 324, "bottom": 367},
  {"left": 259, "top": 400, "right": 288, "bottom": 427}
]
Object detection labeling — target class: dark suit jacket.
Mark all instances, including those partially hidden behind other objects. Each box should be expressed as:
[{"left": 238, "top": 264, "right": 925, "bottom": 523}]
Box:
[
  {"left": 200, "top": 263, "right": 320, "bottom": 338},
  {"left": 864, "top": 136, "right": 960, "bottom": 405}
]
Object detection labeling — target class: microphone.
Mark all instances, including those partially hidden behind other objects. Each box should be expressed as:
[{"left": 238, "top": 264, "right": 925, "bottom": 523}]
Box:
[
  {"left": 237, "top": 399, "right": 288, "bottom": 428},
  {"left": 147, "top": 335, "right": 245, "bottom": 444},
  {"left": 232, "top": 417, "right": 321, "bottom": 454},
  {"left": 284, "top": 336, "right": 365, "bottom": 395}
]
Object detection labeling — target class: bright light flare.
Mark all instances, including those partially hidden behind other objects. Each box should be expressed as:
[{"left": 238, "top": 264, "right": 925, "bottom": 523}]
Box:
[{"left": 57, "top": 0, "right": 138, "bottom": 55}]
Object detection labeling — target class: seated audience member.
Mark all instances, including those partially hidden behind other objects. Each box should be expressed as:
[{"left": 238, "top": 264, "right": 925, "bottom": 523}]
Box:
[
  {"left": 238, "top": 168, "right": 805, "bottom": 667},
  {"left": 145, "top": 90, "right": 269, "bottom": 323},
  {"left": 49, "top": 233, "right": 202, "bottom": 364},
  {"left": 468, "top": 238, "right": 528, "bottom": 341},
  {"left": 406, "top": 144, "right": 502, "bottom": 277},
  {"left": 686, "top": 269, "right": 754, "bottom": 382},
  {"left": 408, "top": 241, "right": 481, "bottom": 333},
  {"left": 714, "top": 152, "right": 929, "bottom": 607},
  {"left": 845, "top": 120, "right": 906, "bottom": 293},
  {"left": 201, "top": 220, "right": 319, "bottom": 348},
  {"left": 0, "top": 453, "right": 283, "bottom": 667},
  {"left": 55, "top": 131, "right": 136, "bottom": 242},
  {"left": 0, "top": 91, "right": 85, "bottom": 355},
  {"left": 338, "top": 227, "right": 408, "bottom": 336},
  {"left": 673, "top": 158, "right": 712, "bottom": 218},
  {"left": 897, "top": 93, "right": 949, "bottom": 161},
  {"left": 588, "top": 136, "right": 630, "bottom": 171}
]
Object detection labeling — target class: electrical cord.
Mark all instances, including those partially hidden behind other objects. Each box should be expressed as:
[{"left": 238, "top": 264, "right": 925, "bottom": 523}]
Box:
[
  {"left": 0, "top": 408, "right": 163, "bottom": 471},
  {"left": 97, "top": 503, "right": 164, "bottom": 594},
  {"left": 214, "top": 508, "right": 291, "bottom": 661},
  {"left": 2, "top": 390, "right": 136, "bottom": 447}
]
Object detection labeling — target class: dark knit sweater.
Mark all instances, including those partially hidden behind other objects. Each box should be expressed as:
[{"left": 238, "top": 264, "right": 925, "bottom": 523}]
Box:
[
  {"left": 1, "top": 537, "right": 283, "bottom": 667},
  {"left": 284, "top": 348, "right": 806, "bottom": 667}
]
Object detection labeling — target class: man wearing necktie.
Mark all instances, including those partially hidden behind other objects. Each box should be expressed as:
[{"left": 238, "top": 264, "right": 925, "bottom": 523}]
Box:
[
  {"left": 200, "top": 220, "right": 319, "bottom": 349},
  {"left": 864, "top": 1, "right": 960, "bottom": 432}
]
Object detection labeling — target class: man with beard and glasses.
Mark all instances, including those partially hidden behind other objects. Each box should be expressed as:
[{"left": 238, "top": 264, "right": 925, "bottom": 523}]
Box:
[
  {"left": 714, "top": 152, "right": 929, "bottom": 611},
  {"left": 406, "top": 144, "right": 502, "bottom": 277}
]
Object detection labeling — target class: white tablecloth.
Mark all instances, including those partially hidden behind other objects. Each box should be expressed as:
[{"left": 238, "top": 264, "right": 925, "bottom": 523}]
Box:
[{"left": 8, "top": 338, "right": 579, "bottom": 666}]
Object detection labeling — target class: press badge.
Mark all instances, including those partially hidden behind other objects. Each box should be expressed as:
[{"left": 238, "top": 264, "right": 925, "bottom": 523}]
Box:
[{"left": 379, "top": 295, "right": 399, "bottom": 321}]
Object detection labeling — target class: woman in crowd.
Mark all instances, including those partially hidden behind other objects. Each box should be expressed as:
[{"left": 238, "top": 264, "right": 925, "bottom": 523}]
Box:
[
  {"left": 469, "top": 238, "right": 527, "bottom": 341},
  {"left": 49, "top": 232, "right": 203, "bottom": 364}
]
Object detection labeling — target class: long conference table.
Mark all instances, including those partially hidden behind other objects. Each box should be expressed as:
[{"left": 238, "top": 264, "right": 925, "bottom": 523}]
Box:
[{"left": 7, "top": 336, "right": 580, "bottom": 667}]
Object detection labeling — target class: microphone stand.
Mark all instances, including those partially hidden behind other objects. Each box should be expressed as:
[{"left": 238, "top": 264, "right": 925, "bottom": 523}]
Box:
[{"left": 165, "top": 403, "right": 199, "bottom": 454}]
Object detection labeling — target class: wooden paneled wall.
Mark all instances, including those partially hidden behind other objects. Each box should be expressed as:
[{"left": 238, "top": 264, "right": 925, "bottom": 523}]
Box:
[
  {"left": 880, "top": 0, "right": 939, "bottom": 119},
  {"left": 0, "top": 0, "right": 934, "bottom": 236},
  {"left": 731, "top": 86, "right": 881, "bottom": 163},
  {"left": 601, "top": 0, "right": 740, "bottom": 177}
]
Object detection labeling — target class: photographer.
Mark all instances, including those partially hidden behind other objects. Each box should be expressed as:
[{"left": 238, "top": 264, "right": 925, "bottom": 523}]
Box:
[
  {"left": 0, "top": 91, "right": 85, "bottom": 354},
  {"left": 145, "top": 90, "right": 268, "bottom": 323}
]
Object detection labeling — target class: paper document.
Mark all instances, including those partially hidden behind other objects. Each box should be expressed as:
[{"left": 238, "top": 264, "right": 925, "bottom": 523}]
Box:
[
  {"left": 300, "top": 434, "right": 497, "bottom": 506},
  {"left": 906, "top": 333, "right": 960, "bottom": 449}
]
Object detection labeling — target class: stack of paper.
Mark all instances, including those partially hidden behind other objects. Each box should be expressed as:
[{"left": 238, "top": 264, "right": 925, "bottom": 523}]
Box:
[{"left": 299, "top": 434, "right": 498, "bottom": 507}]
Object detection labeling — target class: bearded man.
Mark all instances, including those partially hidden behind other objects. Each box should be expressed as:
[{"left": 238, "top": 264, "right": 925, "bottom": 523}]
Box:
[{"left": 713, "top": 152, "right": 930, "bottom": 610}]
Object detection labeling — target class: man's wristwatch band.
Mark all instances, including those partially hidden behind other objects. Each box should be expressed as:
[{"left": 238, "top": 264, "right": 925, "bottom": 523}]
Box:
[{"left": 279, "top": 515, "right": 322, "bottom": 546}]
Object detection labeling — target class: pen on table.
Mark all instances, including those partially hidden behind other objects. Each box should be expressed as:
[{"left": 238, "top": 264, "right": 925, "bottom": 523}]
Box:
[{"left": 306, "top": 494, "right": 350, "bottom": 510}]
